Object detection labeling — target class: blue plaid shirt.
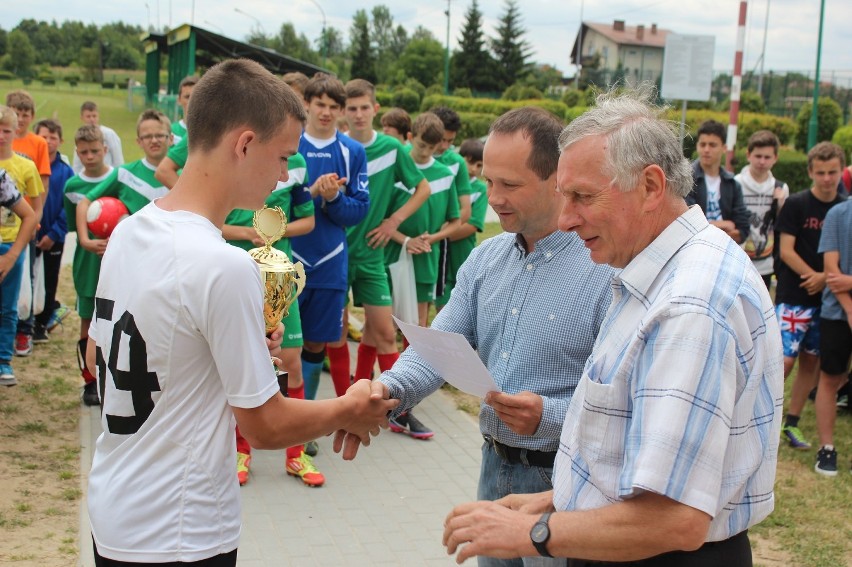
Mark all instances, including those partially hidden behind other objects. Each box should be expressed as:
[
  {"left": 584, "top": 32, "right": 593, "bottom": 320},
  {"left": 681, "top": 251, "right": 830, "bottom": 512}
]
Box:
[
  {"left": 553, "top": 206, "right": 784, "bottom": 541},
  {"left": 381, "top": 230, "right": 614, "bottom": 451}
]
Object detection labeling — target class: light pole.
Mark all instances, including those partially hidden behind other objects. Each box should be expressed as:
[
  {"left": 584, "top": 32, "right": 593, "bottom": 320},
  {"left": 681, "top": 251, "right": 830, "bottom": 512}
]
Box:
[
  {"left": 145, "top": 3, "right": 151, "bottom": 32},
  {"left": 304, "top": 0, "right": 327, "bottom": 66},
  {"left": 444, "top": 0, "right": 451, "bottom": 95},
  {"left": 575, "top": 0, "right": 584, "bottom": 89},
  {"left": 204, "top": 20, "right": 224, "bottom": 34},
  {"left": 234, "top": 7, "right": 266, "bottom": 37},
  {"left": 807, "top": 0, "right": 826, "bottom": 150}
]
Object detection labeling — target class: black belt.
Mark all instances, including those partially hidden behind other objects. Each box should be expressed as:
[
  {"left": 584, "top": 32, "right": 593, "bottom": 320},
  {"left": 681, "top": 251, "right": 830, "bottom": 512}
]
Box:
[{"left": 484, "top": 435, "right": 557, "bottom": 468}]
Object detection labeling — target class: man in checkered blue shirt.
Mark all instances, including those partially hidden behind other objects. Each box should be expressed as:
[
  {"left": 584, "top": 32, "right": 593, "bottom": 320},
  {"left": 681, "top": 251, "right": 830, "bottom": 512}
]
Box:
[
  {"left": 381, "top": 107, "right": 614, "bottom": 567},
  {"left": 443, "top": 89, "right": 783, "bottom": 567}
]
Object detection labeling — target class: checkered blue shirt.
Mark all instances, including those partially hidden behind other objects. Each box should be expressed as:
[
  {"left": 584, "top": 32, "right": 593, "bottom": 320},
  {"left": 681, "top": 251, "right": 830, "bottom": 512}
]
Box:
[
  {"left": 552, "top": 206, "right": 784, "bottom": 541},
  {"left": 381, "top": 230, "right": 614, "bottom": 451}
]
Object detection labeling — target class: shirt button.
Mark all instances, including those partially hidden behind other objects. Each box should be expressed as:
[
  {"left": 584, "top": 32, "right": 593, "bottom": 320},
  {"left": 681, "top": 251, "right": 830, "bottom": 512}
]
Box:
[
  {"left": 511, "top": 308, "right": 518, "bottom": 315},
  {"left": 526, "top": 264, "right": 533, "bottom": 271},
  {"left": 549, "top": 314, "right": 555, "bottom": 320},
  {"left": 502, "top": 351, "right": 508, "bottom": 359},
  {"left": 545, "top": 251, "right": 553, "bottom": 258}
]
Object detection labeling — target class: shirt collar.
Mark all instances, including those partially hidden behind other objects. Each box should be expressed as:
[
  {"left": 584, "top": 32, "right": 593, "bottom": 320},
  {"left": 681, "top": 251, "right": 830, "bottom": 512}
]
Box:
[{"left": 617, "top": 205, "right": 708, "bottom": 297}]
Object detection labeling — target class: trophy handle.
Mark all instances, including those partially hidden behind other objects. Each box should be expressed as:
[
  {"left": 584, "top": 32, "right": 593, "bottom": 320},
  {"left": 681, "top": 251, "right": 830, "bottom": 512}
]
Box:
[{"left": 292, "top": 262, "right": 306, "bottom": 298}]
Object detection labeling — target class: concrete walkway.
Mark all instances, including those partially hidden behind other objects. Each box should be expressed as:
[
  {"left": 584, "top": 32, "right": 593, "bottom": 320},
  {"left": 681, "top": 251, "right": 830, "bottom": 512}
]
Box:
[{"left": 79, "top": 368, "right": 484, "bottom": 566}]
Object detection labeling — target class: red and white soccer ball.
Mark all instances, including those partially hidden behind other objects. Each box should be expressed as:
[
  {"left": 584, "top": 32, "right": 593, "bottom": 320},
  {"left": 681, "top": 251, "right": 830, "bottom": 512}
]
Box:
[{"left": 87, "top": 197, "right": 129, "bottom": 239}]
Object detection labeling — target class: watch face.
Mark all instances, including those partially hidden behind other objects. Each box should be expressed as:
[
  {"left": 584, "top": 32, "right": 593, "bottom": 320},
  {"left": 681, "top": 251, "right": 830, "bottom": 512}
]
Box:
[{"left": 531, "top": 522, "right": 549, "bottom": 543}]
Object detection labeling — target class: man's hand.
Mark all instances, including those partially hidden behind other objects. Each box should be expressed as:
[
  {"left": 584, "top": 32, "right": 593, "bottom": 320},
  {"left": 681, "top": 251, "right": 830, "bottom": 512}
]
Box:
[
  {"left": 332, "top": 380, "right": 399, "bottom": 459},
  {"left": 485, "top": 391, "right": 543, "bottom": 436},
  {"left": 826, "top": 272, "right": 852, "bottom": 295},
  {"left": 443, "top": 501, "right": 537, "bottom": 564},
  {"left": 36, "top": 235, "right": 55, "bottom": 251},
  {"left": 494, "top": 490, "right": 554, "bottom": 515},
  {"left": 800, "top": 271, "right": 826, "bottom": 295},
  {"left": 367, "top": 216, "right": 401, "bottom": 249}
]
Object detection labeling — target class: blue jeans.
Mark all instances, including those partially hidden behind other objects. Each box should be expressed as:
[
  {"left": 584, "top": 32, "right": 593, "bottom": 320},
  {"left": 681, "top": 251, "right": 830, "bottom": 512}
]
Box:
[
  {"left": 0, "top": 243, "right": 26, "bottom": 362},
  {"left": 477, "top": 442, "right": 566, "bottom": 567}
]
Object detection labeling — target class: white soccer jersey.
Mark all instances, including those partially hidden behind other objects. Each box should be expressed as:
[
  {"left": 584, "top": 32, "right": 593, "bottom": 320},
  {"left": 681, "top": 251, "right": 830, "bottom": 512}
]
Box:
[{"left": 87, "top": 203, "right": 280, "bottom": 563}]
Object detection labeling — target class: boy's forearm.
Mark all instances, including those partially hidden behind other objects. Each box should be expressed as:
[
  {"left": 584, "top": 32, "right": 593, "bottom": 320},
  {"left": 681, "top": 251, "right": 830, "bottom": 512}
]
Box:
[
  {"left": 448, "top": 222, "right": 477, "bottom": 242},
  {"left": 391, "top": 179, "right": 430, "bottom": 225},
  {"left": 429, "top": 219, "right": 462, "bottom": 243},
  {"left": 76, "top": 198, "right": 92, "bottom": 244}
]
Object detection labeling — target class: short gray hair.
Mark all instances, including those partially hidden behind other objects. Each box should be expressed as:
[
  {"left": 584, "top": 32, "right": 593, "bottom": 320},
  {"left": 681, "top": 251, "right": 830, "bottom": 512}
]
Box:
[{"left": 557, "top": 86, "right": 692, "bottom": 198}]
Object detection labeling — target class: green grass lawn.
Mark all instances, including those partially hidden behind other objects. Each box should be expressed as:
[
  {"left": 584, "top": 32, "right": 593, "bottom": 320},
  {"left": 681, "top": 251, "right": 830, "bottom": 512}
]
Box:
[{"left": 2, "top": 78, "right": 150, "bottom": 162}]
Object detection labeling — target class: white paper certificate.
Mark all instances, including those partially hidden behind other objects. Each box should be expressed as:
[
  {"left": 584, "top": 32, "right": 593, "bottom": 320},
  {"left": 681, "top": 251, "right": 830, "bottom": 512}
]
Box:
[{"left": 393, "top": 316, "right": 501, "bottom": 398}]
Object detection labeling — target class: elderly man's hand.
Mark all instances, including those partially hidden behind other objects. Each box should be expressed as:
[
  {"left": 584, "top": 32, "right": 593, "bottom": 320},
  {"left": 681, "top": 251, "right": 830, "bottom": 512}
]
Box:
[
  {"left": 443, "top": 501, "right": 537, "bottom": 564},
  {"left": 485, "top": 391, "right": 543, "bottom": 436},
  {"left": 332, "top": 379, "right": 399, "bottom": 459}
]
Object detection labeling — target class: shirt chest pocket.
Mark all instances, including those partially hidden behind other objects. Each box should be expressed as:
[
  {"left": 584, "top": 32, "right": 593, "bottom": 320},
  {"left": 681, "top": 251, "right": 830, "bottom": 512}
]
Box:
[{"left": 575, "top": 377, "right": 630, "bottom": 498}]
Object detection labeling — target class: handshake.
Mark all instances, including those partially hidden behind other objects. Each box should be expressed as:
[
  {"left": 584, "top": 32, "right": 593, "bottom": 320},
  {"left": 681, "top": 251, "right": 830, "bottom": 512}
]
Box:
[{"left": 332, "top": 378, "right": 400, "bottom": 460}]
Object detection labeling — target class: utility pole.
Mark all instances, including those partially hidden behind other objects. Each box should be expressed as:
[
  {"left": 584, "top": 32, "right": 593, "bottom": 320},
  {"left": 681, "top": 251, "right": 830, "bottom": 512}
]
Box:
[
  {"left": 444, "top": 0, "right": 451, "bottom": 95},
  {"left": 725, "top": 1, "right": 748, "bottom": 172},
  {"left": 807, "top": 0, "right": 826, "bottom": 150}
]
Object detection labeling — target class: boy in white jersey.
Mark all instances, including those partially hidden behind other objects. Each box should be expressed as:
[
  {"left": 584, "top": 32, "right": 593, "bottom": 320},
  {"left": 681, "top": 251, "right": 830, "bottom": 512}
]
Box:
[
  {"left": 75, "top": 109, "right": 172, "bottom": 251},
  {"left": 64, "top": 125, "right": 114, "bottom": 406},
  {"left": 85, "top": 58, "right": 396, "bottom": 565}
]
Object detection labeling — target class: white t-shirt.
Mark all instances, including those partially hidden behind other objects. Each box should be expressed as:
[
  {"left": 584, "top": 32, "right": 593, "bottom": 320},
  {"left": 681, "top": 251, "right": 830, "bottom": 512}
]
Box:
[
  {"left": 87, "top": 203, "right": 279, "bottom": 563},
  {"left": 704, "top": 174, "right": 722, "bottom": 221}
]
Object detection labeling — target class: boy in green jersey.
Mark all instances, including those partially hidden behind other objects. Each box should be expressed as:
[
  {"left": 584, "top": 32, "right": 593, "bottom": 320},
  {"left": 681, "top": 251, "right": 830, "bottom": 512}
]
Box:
[
  {"left": 63, "top": 125, "right": 114, "bottom": 405},
  {"left": 343, "top": 79, "right": 430, "bottom": 385},
  {"left": 435, "top": 138, "right": 488, "bottom": 310},
  {"left": 75, "top": 110, "right": 172, "bottom": 246},
  {"left": 222, "top": 153, "right": 323, "bottom": 487}
]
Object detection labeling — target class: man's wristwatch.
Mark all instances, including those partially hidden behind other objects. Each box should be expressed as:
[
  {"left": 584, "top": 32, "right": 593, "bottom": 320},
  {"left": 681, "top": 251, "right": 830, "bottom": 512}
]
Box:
[{"left": 530, "top": 511, "right": 553, "bottom": 558}]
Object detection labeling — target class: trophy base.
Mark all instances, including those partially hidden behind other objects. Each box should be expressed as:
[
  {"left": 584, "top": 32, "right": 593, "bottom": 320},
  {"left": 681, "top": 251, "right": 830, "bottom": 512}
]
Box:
[{"left": 277, "top": 371, "right": 290, "bottom": 396}]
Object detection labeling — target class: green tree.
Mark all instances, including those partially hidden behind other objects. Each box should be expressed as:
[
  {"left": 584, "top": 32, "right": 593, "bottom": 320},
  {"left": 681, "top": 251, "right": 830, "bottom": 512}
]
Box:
[
  {"left": 271, "top": 23, "right": 318, "bottom": 63},
  {"left": 796, "top": 96, "right": 843, "bottom": 151},
  {"left": 0, "top": 28, "right": 6, "bottom": 57},
  {"left": 490, "top": 0, "right": 532, "bottom": 91},
  {"left": 349, "top": 9, "right": 376, "bottom": 83},
  {"left": 77, "top": 46, "right": 101, "bottom": 82},
  {"left": 371, "top": 5, "right": 397, "bottom": 84},
  {"left": 523, "top": 64, "right": 564, "bottom": 93},
  {"left": 450, "top": 0, "right": 498, "bottom": 93},
  {"left": 4, "top": 29, "right": 36, "bottom": 77},
  {"left": 397, "top": 35, "right": 444, "bottom": 90}
]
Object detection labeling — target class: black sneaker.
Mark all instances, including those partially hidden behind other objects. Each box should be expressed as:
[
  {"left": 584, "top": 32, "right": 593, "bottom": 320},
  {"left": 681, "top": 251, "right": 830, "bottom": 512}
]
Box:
[
  {"left": 389, "top": 410, "right": 434, "bottom": 439},
  {"left": 815, "top": 445, "right": 838, "bottom": 477},
  {"left": 82, "top": 381, "right": 101, "bottom": 406},
  {"left": 32, "top": 325, "right": 49, "bottom": 344}
]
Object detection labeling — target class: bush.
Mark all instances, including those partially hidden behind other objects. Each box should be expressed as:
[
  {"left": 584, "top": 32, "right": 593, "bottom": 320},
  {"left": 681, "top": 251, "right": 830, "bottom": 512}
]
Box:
[
  {"left": 502, "top": 84, "right": 543, "bottom": 101},
  {"left": 375, "top": 90, "right": 393, "bottom": 108},
  {"left": 831, "top": 125, "right": 852, "bottom": 161},
  {"left": 0, "top": 70, "right": 16, "bottom": 80},
  {"left": 720, "top": 90, "right": 766, "bottom": 113},
  {"left": 456, "top": 112, "right": 498, "bottom": 140},
  {"left": 425, "top": 84, "right": 444, "bottom": 97},
  {"left": 101, "top": 81, "right": 115, "bottom": 89},
  {"left": 561, "top": 89, "right": 583, "bottom": 108},
  {"left": 667, "top": 108, "right": 797, "bottom": 158},
  {"left": 453, "top": 87, "right": 472, "bottom": 98},
  {"left": 41, "top": 79, "right": 55, "bottom": 86},
  {"left": 420, "top": 94, "right": 568, "bottom": 121},
  {"left": 391, "top": 88, "right": 420, "bottom": 113},
  {"left": 64, "top": 75, "right": 80, "bottom": 83},
  {"left": 404, "top": 78, "right": 426, "bottom": 99},
  {"left": 795, "top": 97, "right": 842, "bottom": 151},
  {"left": 565, "top": 106, "right": 590, "bottom": 124}
]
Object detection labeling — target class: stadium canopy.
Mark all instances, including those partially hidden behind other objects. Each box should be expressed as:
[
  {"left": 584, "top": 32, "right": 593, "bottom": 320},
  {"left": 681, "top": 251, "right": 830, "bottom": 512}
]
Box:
[{"left": 142, "top": 24, "right": 329, "bottom": 102}]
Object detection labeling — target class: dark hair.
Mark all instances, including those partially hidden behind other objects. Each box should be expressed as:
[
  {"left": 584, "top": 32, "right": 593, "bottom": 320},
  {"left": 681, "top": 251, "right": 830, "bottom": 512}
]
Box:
[
  {"left": 696, "top": 119, "right": 726, "bottom": 142},
  {"left": 6, "top": 90, "right": 35, "bottom": 112},
  {"left": 75, "top": 124, "right": 104, "bottom": 144},
  {"left": 136, "top": 109, "right": 171, "bottom": 136},
  {"left": 458, "top": 138, "right": 484, "bottom": 162},
  {"left": 807, "top": 141, "right": 846, "bottom": 170},
  {"left": 429, "top": 105, "right": 462, "bottom": 132},
  {"left": 304, "top": 73, "right": 346, "bottom": 106},
  {"left": 490, "top": 107, "right": 563, "bottom": 180},
  {"left": 747, "top": 130, "right": 780, "bottom": 154},
  {"left": 380, "top": 108, "right": 412, "bottom": 138},
  {"left": 178, "top": 75, "right": 200, "bottom": 94},
  {"left": 281, "top": 72, "right": 309, "bottom": 96},
  {"left": 80, "top": 101, "right": 98, "bottom": 113},
  {"left": 412, "top": 112, "right": 444, "bottom": 145},
  {"left": 345, "top": 78, "right": 376, "bottom": 103},
  {"left": 187, "top": 59, "right": 306, "bottom": 153},
  {"left": 34, "top": 118, "right": 62, "bottom": 140}
]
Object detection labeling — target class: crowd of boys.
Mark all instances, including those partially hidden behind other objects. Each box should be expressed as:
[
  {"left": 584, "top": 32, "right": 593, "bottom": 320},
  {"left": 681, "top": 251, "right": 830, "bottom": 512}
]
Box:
[{"left": 1, "top": 78, "right": 848, "bottom": 505}]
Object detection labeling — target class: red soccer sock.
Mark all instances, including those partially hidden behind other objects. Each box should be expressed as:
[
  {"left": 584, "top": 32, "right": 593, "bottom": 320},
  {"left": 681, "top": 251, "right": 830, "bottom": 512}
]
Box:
[
  {"left": 377, "top": 351, "right": 400, "bottom": 372},
  {"left": 235, "top": 426, "right": 251, "bottom": 456},
  {"left": 355, "top": 343, "right": 378, "bottom": 381},
  {"left": 82, "top": 367, "right": 96, "bottom": 385},
  {"left": 326, "top": 343, "right": 351, "bottom": 397},
  {"left": 286, "top": 384, "right": 305, "bottom": 459}
]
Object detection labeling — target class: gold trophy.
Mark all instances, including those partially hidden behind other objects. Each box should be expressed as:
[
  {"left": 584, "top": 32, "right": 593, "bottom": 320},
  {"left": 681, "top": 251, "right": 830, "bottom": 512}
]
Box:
[{"left": 248, "top": 206, "right": 306, "bottom": 385}]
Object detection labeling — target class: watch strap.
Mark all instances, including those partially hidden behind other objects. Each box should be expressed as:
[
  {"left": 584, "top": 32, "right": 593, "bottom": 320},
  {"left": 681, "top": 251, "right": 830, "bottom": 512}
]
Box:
[{"left": 531, "top": 511, "right": 553, "bottom": 558}]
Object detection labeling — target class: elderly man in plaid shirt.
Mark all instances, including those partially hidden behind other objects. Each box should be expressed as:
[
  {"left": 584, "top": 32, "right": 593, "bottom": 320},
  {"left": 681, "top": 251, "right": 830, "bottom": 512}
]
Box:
[{"left": 443, "top": 89, "right": 783, "bottom": 567}]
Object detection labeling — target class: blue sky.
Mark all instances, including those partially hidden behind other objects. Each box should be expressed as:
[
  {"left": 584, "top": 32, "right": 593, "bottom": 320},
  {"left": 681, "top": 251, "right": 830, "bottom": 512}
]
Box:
[{"left": 3, "top": 0, "right": 850, "bottom": 82}]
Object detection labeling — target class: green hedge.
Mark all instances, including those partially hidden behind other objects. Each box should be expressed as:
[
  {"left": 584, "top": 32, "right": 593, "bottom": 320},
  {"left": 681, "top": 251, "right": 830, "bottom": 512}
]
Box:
[
  {"left": 831, "top": 125, "right": 852, "bottom": 161},
  {"left": 456, "top": 112, "right": 498, "bottom": 140},
  {"left": 420, "top": 94, "right": 568, "bottom": 120},
  {"left": 669, "top": 108, "right": 797, "bottom": 159}
]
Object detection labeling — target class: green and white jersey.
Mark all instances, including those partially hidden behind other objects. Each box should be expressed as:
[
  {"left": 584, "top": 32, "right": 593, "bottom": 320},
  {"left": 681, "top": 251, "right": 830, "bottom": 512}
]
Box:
[
  {"left": 85, "top": 159, "right": 169, "bottom": 215},
  {"left": 64, "top": 168, "right": 113, "bottom": 298},
  {"left": 436, "top": 149, "right": 472, "bottom": 197},
  {"left": 167, "top": 136, "right": 188, "bottom": 169},
  {"left": 171, "top": 119, "right": 187, "bottom": 145},
  {"left": 447, "top": 176, "right": 488, "bottom": 283},
  {"left": 386, "top": 157, "right": 459, "bottom": 284},
  {"left": 225, "top": 153, "right": 313, "bottom": 257},
  {"left": 347, "top": 131, "right": 424, "bottom": 265}
]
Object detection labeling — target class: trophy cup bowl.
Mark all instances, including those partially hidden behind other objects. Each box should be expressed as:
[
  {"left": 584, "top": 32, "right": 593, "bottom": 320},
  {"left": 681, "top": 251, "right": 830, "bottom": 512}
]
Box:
[{"left": 247, "top": 206, "right": 306, "bottom": 334}]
